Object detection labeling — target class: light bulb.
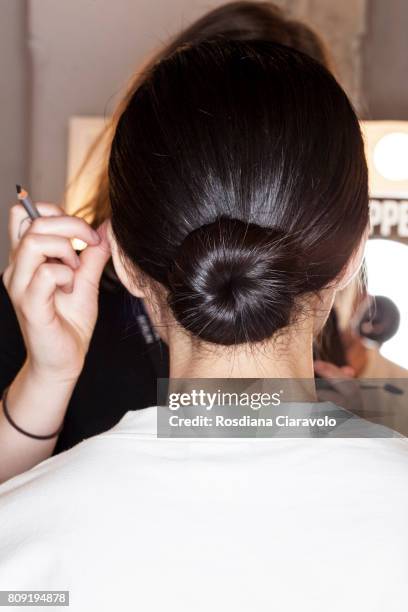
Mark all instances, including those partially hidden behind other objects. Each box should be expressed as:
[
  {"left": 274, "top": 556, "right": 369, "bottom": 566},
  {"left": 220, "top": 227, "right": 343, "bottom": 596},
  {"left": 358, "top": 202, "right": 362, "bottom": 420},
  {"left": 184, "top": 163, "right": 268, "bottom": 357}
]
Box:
[{"left": 373, "top": 132, "right": 408, "bottom": 181}]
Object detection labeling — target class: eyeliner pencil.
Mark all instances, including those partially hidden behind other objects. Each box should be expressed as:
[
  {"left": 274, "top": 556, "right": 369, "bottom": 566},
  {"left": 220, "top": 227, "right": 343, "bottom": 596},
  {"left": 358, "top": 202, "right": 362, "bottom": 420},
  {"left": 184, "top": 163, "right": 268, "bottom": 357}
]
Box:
[{"left": 16, "top": 184, "right": 41, "bottom": 220}]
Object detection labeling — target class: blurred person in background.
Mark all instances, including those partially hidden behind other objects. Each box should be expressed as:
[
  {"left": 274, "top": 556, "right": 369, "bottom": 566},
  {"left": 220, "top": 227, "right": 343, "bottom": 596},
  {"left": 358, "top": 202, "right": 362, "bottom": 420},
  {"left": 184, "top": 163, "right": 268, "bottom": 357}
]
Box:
[
  {"left": 349, "top": 295, "right": 406, "bottom": 378},
  {"left": 332, "top": 281, "right": 408, "bottom": 378},
  {"left": 316, "top": 287, "right": 408, "bottom": 435}
]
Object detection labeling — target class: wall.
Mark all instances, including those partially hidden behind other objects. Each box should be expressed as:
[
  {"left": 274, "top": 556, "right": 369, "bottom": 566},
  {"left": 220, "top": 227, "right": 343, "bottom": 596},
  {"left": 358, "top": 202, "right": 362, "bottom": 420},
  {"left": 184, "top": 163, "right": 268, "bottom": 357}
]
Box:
[
  {"left": 0, "top": 0, "right": 27, "bottom": 268},
  {"left": 285, "top": 0, "right": 367, "bottom": 111},
  {"left": 362, "top": 0, "right": 408, "bottom": 119}
]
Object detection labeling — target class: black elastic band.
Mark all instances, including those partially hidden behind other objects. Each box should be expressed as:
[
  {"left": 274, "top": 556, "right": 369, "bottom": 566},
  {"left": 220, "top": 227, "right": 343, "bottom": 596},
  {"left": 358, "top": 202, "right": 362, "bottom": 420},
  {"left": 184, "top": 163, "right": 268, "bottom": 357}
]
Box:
[{"left": 2, "top": 386, "right": 64, "bottom": 440}]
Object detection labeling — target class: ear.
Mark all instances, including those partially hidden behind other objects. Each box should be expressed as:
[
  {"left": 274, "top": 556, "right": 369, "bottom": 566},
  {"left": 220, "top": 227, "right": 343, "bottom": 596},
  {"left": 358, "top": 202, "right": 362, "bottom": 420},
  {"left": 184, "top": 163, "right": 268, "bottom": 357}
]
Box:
[
  {"left": 336, "top": 230, "right": 368, "bottom": 291},
  {"left": 107, "top": 221, "right": 147, "bottom": 298}
]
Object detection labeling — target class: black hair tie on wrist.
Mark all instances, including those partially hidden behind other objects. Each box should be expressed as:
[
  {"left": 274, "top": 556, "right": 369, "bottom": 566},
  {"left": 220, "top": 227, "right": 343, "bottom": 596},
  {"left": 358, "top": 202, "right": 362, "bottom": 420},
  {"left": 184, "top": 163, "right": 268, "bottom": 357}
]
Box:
[{"left": 1, "top": 386, "right": 64, "bottom": 440}]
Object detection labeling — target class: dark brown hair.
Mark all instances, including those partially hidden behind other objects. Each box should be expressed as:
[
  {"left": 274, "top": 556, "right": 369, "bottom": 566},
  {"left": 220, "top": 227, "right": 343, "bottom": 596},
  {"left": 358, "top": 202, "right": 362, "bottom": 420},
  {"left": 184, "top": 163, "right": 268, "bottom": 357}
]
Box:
[{"left": 109, "top": 40, "right": 368, "bottom": 346}]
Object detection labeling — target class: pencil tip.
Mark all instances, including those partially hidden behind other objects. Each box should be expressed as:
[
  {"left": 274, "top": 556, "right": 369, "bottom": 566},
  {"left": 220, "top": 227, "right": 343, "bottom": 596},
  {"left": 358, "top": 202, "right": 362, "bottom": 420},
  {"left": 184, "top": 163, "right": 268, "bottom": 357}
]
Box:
[{"left": 16, "top": 184, "right": 22, "bottom": 194}]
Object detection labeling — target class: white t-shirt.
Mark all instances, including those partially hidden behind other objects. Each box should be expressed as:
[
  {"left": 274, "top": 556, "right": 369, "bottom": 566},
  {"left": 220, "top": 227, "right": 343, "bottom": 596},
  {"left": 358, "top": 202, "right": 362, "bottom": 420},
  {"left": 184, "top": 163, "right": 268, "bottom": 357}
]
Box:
[{"left": 0, "top": 405, "right": 408, "bottom": 612}]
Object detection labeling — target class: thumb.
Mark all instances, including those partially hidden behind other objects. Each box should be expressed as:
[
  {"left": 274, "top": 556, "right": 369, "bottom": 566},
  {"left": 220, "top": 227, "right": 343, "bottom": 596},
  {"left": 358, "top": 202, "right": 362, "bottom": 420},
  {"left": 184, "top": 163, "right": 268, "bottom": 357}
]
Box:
[{"left": 77, "top": 221, "right": 111, "bottom": 288}]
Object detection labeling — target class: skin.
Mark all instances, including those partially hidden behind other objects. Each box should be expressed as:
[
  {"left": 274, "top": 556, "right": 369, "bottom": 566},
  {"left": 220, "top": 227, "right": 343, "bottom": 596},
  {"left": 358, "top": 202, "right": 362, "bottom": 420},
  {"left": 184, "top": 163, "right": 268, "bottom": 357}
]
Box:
[
  {"left": 0, "top": 206, "right": 366, "bottom": 483},
  {"left": 0, "top": 204, "right": 110, "bottom": 482}
]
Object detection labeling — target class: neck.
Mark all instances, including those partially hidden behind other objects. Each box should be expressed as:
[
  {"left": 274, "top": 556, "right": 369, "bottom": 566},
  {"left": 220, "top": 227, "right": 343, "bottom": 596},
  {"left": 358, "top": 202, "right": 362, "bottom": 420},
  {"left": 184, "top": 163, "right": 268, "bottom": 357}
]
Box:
[{"left": 168, "top": 326, "right": 315, "bottom": 380}]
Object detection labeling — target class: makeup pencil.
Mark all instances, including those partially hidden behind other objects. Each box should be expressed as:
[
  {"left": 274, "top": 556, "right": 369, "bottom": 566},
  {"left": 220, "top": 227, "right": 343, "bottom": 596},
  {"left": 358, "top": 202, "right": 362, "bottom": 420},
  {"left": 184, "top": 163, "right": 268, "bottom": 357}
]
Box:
[
  {"left": 16, "top": 184, "right": 41, "bottom": 220},
  {"left": 15, "top": 184, "right": 87, "bottom": 253}
]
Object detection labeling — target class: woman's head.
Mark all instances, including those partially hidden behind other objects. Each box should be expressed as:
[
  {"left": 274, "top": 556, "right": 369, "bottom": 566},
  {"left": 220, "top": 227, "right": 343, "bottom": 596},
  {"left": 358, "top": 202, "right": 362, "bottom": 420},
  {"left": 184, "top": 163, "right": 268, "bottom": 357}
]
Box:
[
  {"left": 74, "top": 1, "right": 333, "bottom": 227},
  {"left": 109, "top": 40, "right": 368, "bottom": 347},
  {"left": 160, "top": 1, "right": 332, "bottom": 68}
]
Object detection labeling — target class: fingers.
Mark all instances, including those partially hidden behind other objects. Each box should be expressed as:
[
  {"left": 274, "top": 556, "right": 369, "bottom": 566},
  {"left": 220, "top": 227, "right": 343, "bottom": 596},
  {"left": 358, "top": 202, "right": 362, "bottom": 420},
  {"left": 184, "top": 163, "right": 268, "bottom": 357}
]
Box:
[
  {"left": 9, "top": 202, "right": 64, "bottom": 248},
  {"left": 26, "top": 215, "right": 99, "bottom": 245},
  {"left": 22, "top": 264, "right": 75, "bottom": 326},
  {"left": 76, "top": 220, "right": 111, "bottom": 289},
  {"left": 6, "top": 207, "right": 102, "bottom": 298},
  {"left": 6, "top": 235, "right": 81, "bottom": 300},
  {"left": 9, "top": 206, "right": 100, "bottom": 253},
  {"left": 3, "top": 210, "right": 110, "bottom": 337}
]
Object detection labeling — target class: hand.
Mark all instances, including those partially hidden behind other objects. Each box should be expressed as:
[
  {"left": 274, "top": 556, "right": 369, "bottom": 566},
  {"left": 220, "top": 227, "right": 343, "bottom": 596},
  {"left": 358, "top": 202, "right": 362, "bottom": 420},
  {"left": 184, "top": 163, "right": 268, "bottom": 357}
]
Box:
[
  {"left": 3, "top": 203, "right": 111, "bottom": 383},
  {"left": 314, "top": 360, "right": 363, "bottom": 414}
]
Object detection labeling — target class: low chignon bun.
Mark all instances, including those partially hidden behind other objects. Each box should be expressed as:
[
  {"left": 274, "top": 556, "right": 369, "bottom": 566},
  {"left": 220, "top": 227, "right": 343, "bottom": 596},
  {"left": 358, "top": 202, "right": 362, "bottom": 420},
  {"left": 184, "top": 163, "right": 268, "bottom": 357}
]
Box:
[{"left": 167, "top": 217, "right": 305, "bottom": 345}]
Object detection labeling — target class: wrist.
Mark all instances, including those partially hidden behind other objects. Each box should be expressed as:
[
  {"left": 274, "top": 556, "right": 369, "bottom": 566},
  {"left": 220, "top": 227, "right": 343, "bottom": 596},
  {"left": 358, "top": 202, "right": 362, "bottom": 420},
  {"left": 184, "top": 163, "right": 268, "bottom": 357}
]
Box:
[
  {"left": 23, "top": 359, "right": 83, "bottom": 389},
  {"left": 2, "top": 385, "right": 64, "bottom": 441},
  {"left": 4, "top": 362, "right": 78, "bottom": 437}
]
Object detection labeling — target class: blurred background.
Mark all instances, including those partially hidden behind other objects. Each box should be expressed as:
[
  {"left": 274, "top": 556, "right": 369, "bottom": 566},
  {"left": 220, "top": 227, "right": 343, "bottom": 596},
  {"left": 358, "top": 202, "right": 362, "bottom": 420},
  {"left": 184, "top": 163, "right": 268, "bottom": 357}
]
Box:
[{"left": 1, "top": 0, "right": 408, "bottom": 368}]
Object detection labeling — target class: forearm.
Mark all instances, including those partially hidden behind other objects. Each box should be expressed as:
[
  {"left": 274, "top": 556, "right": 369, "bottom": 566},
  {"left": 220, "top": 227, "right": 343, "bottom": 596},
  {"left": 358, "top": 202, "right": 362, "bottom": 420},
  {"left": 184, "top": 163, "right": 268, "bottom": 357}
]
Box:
[
  {"left": 0, "top": 361, "right": 77, "bottom": 483},
  {"left": 0, "top": 205, "right": 108, "bottom": 484}
]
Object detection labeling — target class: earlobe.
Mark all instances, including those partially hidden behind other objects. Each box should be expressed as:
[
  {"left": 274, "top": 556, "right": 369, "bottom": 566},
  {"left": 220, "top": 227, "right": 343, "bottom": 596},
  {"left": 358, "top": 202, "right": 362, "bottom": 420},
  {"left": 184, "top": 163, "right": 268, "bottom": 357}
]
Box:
[{"left": 114, "top": 255, "right": 147, "bottom": 298}]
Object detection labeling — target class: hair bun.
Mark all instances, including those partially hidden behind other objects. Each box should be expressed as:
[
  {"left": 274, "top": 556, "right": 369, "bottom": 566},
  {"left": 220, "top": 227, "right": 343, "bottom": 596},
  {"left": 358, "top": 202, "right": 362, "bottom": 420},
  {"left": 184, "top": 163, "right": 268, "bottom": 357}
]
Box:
[{"left": 167, "top": 217, "right": 304, "bottom": 345}]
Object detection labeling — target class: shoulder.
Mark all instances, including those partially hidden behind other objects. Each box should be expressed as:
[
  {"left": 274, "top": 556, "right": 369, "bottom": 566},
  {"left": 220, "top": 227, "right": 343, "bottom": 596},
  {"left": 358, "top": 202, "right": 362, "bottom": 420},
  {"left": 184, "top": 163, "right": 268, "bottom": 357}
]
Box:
[
  {"left": 1, "top": 416, "right": 408, "bottom": 495},
  {"left": 0, "top": 410, "right": 156, "bottom": 499}
]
